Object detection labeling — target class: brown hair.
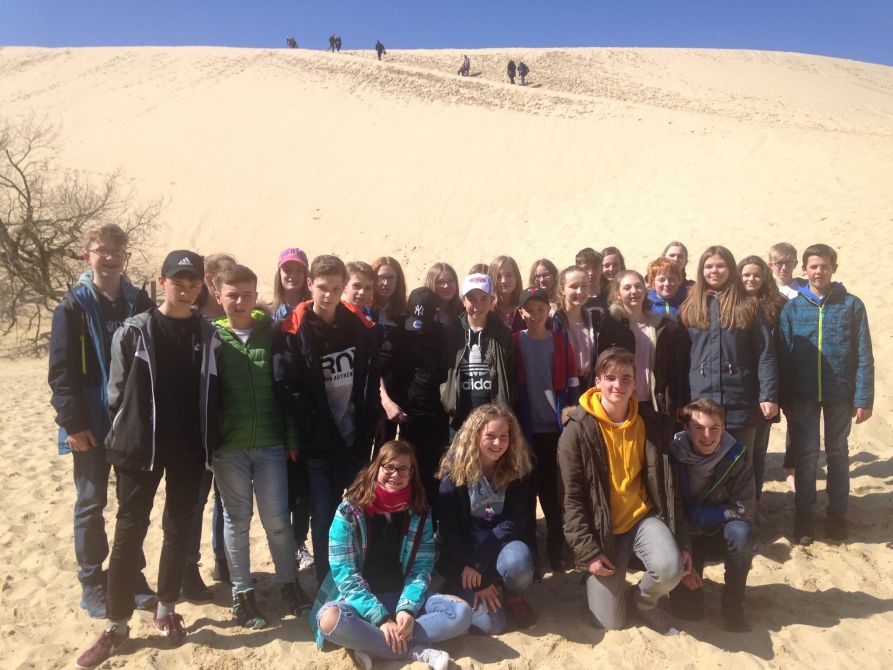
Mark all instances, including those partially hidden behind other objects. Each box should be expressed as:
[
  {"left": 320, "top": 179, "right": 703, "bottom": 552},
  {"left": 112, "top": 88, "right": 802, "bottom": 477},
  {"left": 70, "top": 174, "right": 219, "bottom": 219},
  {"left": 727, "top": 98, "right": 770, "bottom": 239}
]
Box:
[
  {"left": 200, "top": 253, "right": 237, "bottom": 307},
  {"left": 488, "top": 255, "right": 522, "bottom": 309},
  {"left": 310, "top": 254, "right": 348, "bottom": 281},
  {"left": 645, "top": 257, "right": 683, "bottom": 286},
  {"left": 82, "top": 223, "right": 129, "bottom": 252},
  {"left": 346, "top": 261, "right": 376, "bottom": 282},
  {"left": 737, "top": 255, "right": 787, "bottom": 327},
  {"left": 608, "top": 269, "right": 652, "bottom": 312},
  {"left": 594, "top": 346, "right": 636, "bottom": 379},
  {"left": 372, "top": 256, "right": 407, "bottom": 314},
  {"left": 600, "top": 246, "right": 626, "bottom": 289},
  {"left": 216, "top": 263, "right": 257, "bottom": 287},
  {"left": 528, "top": 258, "right": 560, "bottom": 304},
  {"left": 575, "top": 247, "right": 603, "bottom": 267},
  {"left": 273, "top": 254, "right": 310, "bottom": 307},
  {"left": 680, "top": 246, "right": 756, "bottom": 331},
  {"left": 468, "top": 263, "right": 489, "bottom": 275},
  {"left": 663, "top": 241, "right": 690, "bottom": 281},
  {"left": 425, "top": 262, "right": 462, "bottom": 319},
  {"left": 557, "top": 265, "right": 590, "bottom": 312},
  {"left": 801, "top": 243, "right": 837, "bottom": 267},
  {"left": 345, "top": 440, "right": 428, "bottom": 514},
  {"left": 438, "top": 404, "right": 532, "bottom": 491},
  {"left": 682, "top": 397, "right": 726, "bottom": 427}
]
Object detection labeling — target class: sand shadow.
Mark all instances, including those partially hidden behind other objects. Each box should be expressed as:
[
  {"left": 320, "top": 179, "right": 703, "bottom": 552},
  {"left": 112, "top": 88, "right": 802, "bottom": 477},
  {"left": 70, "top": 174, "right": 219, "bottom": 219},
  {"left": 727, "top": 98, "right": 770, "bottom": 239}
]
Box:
[
  {"left": 527, "top": 83, "right": 544, "bottom": 89},
  {"left": 468, "top": 71, "right": 483, "bottom": 77},
  {"left": 680, "top": 583, "right": 893, "bottom": 659}
]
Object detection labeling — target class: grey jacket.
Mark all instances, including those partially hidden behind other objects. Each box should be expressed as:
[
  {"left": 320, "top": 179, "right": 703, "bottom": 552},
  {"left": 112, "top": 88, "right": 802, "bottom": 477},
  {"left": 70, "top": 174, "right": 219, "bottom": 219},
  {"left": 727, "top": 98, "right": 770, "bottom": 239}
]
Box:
[{"left": 106, "top": 311, "right": 220, "bottom": 470}]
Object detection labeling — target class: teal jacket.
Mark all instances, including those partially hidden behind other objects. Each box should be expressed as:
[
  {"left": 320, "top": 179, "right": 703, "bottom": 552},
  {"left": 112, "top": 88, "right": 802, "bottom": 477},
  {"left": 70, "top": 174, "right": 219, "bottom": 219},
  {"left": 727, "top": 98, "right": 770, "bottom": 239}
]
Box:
[
  {"left": 214, "top": 311, "right": 294, "bottom": 454},
  {"left": 778, "top": 283, "right": 874, "bottom": 409},
  {"left": 308, "top": 500, "right": 433, "bottom": 648}
]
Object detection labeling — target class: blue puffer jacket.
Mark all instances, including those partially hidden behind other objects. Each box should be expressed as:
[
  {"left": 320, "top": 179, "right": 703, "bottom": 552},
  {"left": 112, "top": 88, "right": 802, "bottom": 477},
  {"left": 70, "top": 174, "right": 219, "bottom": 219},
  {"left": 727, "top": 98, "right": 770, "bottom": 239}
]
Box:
[
  {"left": 686, "top": 294, "right": 778, "bottom": 429},
  {"left": 778, "top": 283, "right": 874, "bottom": 409}
]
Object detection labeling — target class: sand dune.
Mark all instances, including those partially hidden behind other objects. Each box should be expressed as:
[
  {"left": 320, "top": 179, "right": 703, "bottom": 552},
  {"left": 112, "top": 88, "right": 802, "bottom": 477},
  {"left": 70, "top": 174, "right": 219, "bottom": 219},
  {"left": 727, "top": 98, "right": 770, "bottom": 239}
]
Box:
[{"left": 1, "top": 45, "right": 892, "bottom": 668}]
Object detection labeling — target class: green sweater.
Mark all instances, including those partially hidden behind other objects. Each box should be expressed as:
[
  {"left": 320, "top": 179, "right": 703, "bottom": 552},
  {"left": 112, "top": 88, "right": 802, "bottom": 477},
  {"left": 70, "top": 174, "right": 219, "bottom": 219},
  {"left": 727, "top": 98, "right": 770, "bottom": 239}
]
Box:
[{"left": 214, "top": 311, "right": 292, "bottom": 455}]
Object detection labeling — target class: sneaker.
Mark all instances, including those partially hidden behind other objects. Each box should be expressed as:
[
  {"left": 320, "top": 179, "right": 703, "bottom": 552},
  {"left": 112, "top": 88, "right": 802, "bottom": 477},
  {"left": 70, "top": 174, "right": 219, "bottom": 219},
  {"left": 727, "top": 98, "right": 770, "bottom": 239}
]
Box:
[
  {"left": 153, "top": 612, "right": 188, "bottom": 647},
  {"left": 233, "top": 590, "right": 268, "bottom": 629},
  {"left": 350, "top": 649, "right": 374, "bottom": 670},
  {"left": 504, "top": 594, "right": 536, "bottom": 629},
  {"left": 411, "top": 646, "right": 450, "bottom": 670},
  {"left": 633, "top": 604, "right": 681, "bottom": 636},
  {"left": 75, "top": 626, "right": 129, "bottom": 669},
  {"left": 825, "top": 514, "right": 848, "bottom": 542},
  {"left": 80, "top": 583, "right": 107, "bottom": 619},
  {"left": 721, "top": 604, "right": 752, "bottom": 633},
  {"left": 281, "top": 579, "right": 312, "bottom": 616},
  {"left": 792, "top": 513, "right": 815, "bottom": 546},
  {"left": 133, "top": 571, "right": 158, "bottom": 611},
  {"left": 212, "top": 555, "right": 231, "bottom": 585},
  {"left": 181, "top": 563, "right": 213, "bottom": 601},
  {"left": 296, "top": 543, "right": 315, "bottom": 571}
]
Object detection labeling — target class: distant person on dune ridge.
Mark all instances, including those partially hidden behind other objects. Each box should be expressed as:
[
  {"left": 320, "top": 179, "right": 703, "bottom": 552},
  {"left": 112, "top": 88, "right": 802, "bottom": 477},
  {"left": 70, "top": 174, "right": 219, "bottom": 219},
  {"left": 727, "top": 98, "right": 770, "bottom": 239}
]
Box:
[
  {"left": 518, "top": 61, "right": 529, "bottom": 86},
  {"left": 286, "top": 37, "right": 297, "bottom": 49},
  {"left": 507, "top": 60, "right": 516, "bottom": 84},
  {"left": 376, "top": 40, "right": 386, "bottom": 60},
  {"left": 458, "top": 54, "right": 470, "bottom": 76},
  {"left": 335, "top": 35, "right": 342, "bottom": 52},
  {"left": 328, "top": 34, "right": 336, "bottom": 52}
]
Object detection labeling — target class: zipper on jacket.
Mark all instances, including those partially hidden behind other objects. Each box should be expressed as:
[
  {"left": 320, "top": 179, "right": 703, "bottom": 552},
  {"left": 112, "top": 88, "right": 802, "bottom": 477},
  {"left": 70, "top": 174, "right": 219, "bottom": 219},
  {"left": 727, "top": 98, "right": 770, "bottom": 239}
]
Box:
[
  {"left": 243, "top": 335, "right": 257, "bottom": 448},
  {"left": 81, "top": 334, "right": 87, "bottom": 374},
  {"left": 817, "top": 303, "right": 825, "bottom": 402}
]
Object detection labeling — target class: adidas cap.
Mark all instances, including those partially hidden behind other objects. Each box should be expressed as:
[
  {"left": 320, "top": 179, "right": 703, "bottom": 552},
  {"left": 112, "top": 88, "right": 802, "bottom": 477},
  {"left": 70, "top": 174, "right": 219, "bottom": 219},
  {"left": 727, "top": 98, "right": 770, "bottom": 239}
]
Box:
[{"left": 161, "top": 250, "right": 204, "bottom": 279}]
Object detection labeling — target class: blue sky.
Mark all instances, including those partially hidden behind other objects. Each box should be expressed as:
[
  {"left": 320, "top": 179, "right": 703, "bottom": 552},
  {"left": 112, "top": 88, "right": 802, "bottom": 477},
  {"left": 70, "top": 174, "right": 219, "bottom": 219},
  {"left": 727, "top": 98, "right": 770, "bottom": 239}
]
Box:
[{"left": 3, "top": 1, "right": 892, "bottom": 66}]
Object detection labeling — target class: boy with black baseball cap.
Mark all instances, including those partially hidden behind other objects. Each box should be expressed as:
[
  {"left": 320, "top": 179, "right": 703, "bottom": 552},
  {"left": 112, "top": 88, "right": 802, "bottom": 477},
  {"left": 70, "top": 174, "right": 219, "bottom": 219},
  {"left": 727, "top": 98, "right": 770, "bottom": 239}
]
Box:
[{"left": 76, "top": 250, "right": 221, "bottom": 668}]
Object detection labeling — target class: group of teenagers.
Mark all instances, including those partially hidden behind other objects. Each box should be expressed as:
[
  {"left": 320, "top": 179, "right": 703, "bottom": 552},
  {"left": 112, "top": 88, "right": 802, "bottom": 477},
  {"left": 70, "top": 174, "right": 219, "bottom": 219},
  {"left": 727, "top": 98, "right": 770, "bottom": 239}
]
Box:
[{"left": 48, "top": 226, "right": 874, "bottom": 669}]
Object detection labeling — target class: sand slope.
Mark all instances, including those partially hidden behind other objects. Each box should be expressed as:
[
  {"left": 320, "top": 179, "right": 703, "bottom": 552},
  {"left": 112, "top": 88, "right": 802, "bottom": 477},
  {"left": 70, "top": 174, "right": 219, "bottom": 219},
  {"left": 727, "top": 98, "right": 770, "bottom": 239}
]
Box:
[{"left": 1, "top": 45, "right": 892, "bottom": 669}]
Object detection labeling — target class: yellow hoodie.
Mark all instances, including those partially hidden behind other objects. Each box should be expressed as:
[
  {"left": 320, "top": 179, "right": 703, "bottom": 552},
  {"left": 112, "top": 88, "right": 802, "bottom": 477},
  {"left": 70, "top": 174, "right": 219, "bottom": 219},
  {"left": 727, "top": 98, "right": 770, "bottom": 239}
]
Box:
[{"left": 580, "top": 387, "right": 652, "bottom": 534}]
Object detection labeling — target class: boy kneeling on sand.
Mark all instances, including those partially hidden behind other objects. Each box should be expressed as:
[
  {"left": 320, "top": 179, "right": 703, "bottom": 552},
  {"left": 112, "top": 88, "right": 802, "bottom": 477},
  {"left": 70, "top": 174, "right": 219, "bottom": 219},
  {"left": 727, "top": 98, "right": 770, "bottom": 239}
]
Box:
[
  {"left": 557, "top": 347, "right": 691, "bottom": 635},
  {"left": 667, "top": 398, "right": 755, "bottom": 632}
]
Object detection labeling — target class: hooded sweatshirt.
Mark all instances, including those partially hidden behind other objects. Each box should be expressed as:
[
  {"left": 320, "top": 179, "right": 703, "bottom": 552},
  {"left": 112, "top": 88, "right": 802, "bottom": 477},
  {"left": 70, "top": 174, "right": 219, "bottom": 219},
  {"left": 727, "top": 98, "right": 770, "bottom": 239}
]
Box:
[{"left": 579, "top": 387, "right": 651, "bottom": 534}]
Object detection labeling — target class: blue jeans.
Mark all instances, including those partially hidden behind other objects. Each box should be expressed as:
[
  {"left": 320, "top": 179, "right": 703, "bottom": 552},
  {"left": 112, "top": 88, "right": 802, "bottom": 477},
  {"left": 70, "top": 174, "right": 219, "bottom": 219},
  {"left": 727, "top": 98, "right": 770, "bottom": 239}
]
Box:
[
  {"left": 670, "top": 520, "right": 753, "bottom": 618},
  {"left": 319, "top": 593, "right": 472, "bottom": 660},
  {"left": 452, "top": 540, "right": 535, "bottom": 635},
  {"left": 787, "top": 400, "right": 853, "bottom": 516},
  {"left": 305, "top": 454, "right": 367, "bottom": 584},
  {"left": 586, "top": 515, "right": 683, "bottom": 630},
  {"left": 212, "top": 446, "right": 297, "bottom": 593}
]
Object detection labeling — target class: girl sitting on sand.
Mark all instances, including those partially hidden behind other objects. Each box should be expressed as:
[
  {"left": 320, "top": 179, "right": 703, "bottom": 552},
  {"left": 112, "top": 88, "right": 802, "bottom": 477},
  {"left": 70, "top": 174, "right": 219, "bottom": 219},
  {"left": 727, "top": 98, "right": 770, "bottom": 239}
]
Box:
[
  {"left": 373, "top": 256, "right": 408, "bottom": 331},
  {"left": 272, "top": 247, "right": 310, "bottom": 320},
  {"left": 425, "top": 262, "right": 463, "bottom": 325},
  {"left": 738, "top": 255, "right": 788, "bottom": 501},
  {"left": 311, "top": 440, "right": 472, "bottom": 670},
  {"left": 680, "top": 246, "right": 778, "bottom": 454},
  {"left": 488, "top": 255, "right": 524, "bottom": 331},
  {"left": 437, "top": 404, "right": 537, "bottom": 634}
]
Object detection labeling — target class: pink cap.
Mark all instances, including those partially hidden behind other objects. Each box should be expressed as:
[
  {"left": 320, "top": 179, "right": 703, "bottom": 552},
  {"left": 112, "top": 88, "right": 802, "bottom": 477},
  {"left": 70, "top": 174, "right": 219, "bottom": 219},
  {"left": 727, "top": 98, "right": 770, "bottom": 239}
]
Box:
[{"left": 278, "top": 247, "right": 308, "bottom": 269}]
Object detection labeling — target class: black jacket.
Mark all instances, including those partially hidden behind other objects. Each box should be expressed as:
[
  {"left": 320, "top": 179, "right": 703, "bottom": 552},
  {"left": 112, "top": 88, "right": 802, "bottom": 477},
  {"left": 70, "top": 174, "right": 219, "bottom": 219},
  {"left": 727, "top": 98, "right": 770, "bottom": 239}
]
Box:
[
  {"left": 273, "top": 300, "right": 380, "bottom": 458},
  {"left": 106, "top": 311, "right": 220, "bottom": 470},
  {"left": 437, "top": 473, "right": 532, "bottom": 588}
]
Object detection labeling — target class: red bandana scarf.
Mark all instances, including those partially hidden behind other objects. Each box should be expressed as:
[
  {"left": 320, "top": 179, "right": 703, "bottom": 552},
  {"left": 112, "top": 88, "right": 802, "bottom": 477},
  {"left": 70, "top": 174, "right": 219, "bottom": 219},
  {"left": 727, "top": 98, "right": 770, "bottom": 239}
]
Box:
[{"left": 364, "top": 483, "right": 412, "bottom": 516}]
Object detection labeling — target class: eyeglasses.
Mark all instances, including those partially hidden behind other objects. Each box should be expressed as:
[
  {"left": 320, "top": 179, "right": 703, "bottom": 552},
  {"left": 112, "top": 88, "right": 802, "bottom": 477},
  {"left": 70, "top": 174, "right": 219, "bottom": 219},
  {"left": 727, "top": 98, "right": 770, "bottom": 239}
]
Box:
[
  {"left": 534, "top": 273, "right": 553, "bottom": 281},
  {"left": 770, "top": 260, "right": 795, "bottom": 269},
  {"left": 380, "top": 463, "right": 412, "bottom": 477},
  {"left": 89, "top": 247, "right": 131, "bottom": 260}
]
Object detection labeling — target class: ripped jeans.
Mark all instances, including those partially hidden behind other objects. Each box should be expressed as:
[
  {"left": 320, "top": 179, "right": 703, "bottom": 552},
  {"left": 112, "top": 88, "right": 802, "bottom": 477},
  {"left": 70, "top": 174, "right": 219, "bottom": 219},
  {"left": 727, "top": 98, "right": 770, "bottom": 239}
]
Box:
[{"left": 318, "top": 592, "right": 472, "bottom": 659}]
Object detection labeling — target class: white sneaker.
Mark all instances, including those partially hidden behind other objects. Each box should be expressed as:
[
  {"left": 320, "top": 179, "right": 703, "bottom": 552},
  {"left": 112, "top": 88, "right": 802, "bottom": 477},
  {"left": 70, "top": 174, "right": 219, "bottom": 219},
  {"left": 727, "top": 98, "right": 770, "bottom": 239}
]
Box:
[
  {"left": 412, "top": 647, "right": 450, "bottom": 670},
  {"left": 295, "top": 543, "right": 315, "bottom": 570},
  {"left": 350, "top": 649, "right": 373, "bottom": 670}
]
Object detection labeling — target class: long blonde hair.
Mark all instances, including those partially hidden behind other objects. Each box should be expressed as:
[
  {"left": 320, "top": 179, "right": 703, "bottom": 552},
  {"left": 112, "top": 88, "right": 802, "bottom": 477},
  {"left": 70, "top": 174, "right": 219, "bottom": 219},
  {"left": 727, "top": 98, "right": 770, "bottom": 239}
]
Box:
[
  {"left": 680, "top": 246, "right": 756, "bottom": 330},
  {"left": 488, "top": 255, "right": 522, "bottom": 311},
  {"left": 438, "top": 404, "right": 532, "bottom": 491}
]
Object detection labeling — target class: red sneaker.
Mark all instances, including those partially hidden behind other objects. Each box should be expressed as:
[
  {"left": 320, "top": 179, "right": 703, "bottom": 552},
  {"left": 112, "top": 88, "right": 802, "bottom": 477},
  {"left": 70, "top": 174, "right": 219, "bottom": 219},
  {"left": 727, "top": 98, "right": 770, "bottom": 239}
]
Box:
[
  {"left": 505, "top": 594, "right": 536, "bottom": 629},
  {"left": 153, "top": 612, "right": 187, "bottom": 647},
  {"left": 75, "top": 627, "right": 129, "bottom": 668}
]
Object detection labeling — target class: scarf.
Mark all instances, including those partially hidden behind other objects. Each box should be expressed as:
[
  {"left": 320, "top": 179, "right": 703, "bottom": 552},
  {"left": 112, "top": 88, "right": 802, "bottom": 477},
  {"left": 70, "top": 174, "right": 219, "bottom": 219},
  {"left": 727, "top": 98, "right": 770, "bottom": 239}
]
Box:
[{"left": 365, "top": 483, "right": 412, "bottom": 516}]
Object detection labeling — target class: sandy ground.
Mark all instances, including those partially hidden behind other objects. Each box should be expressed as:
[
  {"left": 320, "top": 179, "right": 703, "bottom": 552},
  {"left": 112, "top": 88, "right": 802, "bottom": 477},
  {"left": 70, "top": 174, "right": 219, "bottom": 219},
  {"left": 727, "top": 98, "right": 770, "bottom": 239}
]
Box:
[{"left": 1, "top": 45, "right": 892, "bottom": 668}]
